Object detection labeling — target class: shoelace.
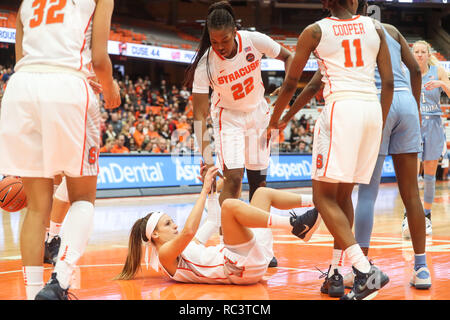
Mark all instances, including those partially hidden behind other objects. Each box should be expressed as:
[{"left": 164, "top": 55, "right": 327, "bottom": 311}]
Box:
[
  {"left": 67, "top": 291, "right": 79, "bottom": 300},
  {"left": 315, "top": 266, "right": 328, "bottom": 280},
  {"left": 289, "top": 210, "right": 298, "bottom": 220}
]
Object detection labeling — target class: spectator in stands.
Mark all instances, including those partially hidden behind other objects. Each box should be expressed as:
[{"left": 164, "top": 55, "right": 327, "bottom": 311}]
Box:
[
  {"left": 110, "top": 112, "right": 123, "bottom": 135},
  {"left": 1, "top": 67, "right": 12, "bottom": 82},
  {"left": 159, "top": 123, "right": 171, "bottom": 140},
  {"left": 159, "top": 141, "right": 170, "bottom": 154},
  {"left": 103, "top": 123, "right": 117, "bottom": 145},
  {"left": 100, "top": 138, "right": 115, "bottom": 153},
  {"left": 147, "top": 123, "right": 160, "bottom": 140},
  {"left": 119, "top": 122, "right": 132, "bottom": 147},
  {"left": 180, "top": 85, "right": 190, "bottom": 101},
  {"left": 289, "top": 127, "right": 301, "bottom": 150},
  {"left": 160, "top": 79, "right": 168, "bottom": 96},
  {"left": 111, "top": 134, "right": 130, "bottom": 153},
  {"left": 133, "top": 122, "right": 146, "bottom": 149},
  {"left": 298, "top": 141, "right": 311, "bottom": 154}
]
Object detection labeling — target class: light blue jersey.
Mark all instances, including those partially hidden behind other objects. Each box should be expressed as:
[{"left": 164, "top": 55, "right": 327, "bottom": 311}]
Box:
[
  {"left": 421, "top": 65, "right": 443, "bottom": 116},
  {"left": 375, "top": 26, "right": 410, "bottom": 90}
]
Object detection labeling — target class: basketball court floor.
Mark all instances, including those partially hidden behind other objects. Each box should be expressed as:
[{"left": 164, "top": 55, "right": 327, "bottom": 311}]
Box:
[{"left": 0, "top": 181, "right": 449, "bottom": 300}]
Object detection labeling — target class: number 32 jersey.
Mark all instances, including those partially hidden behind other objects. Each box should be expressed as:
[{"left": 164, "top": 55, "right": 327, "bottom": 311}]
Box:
[
  {"left": 314, "top": 15, "right": 380, "bottom": 102},
  {"left": 193, "top": 30, "right": 281, "bottom": 112},
  {"left": 15, "top": 0, "right": 96, "bottom": 77}
]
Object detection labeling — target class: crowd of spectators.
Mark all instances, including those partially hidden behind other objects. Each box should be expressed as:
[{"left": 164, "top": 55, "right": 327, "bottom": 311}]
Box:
[
  {"left": 99, "top": 75, "right": 317, "bottom": 155},
  {"left": 0, "top": 64, "right": 317, "bottom": 155}
]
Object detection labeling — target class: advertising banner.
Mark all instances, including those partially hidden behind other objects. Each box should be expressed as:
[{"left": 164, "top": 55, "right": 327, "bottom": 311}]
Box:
[{"left": 96, "top": 154, "right": 396, "bottom": 190}]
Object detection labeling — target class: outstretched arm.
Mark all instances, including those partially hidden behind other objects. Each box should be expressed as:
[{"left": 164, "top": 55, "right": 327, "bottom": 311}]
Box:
[
  {"left": 267, "top": 23, "right": 321, "bottom": 143},
  {"left": 158, "top": 167, "right": 218, "bottom": 273},
  {"left": 279, "top": 70, "right": 323, "bottom": 130}
]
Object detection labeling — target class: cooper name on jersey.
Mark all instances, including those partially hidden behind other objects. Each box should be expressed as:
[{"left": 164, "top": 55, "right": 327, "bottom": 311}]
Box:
[
  {"left": 332, "top": 22, "right": 366, "bottom": 37},
  {"left": 217, "top": 59, "right": 260, "bottom": 85}
]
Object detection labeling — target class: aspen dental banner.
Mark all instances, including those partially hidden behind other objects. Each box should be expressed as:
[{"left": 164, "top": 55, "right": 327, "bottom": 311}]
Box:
[{"left": 96, "top": 154, "right": 396, "bottom": 190}]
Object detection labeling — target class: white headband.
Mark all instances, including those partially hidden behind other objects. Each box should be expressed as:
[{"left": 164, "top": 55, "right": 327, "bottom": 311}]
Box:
[{"left": 143, "top": 211, "right": 165, "bottom": 272}]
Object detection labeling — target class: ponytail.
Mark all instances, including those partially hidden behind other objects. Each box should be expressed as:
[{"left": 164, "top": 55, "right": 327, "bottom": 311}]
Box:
[
  {"left": 114, "top": 213, "right": 153, "bottom": 280},
  {"left": 183, "top": 0, "right": 237, "bottom": 88}
]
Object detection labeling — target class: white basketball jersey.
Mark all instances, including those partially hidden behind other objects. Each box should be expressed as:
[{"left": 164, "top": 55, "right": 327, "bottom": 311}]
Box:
[
  {"left": 193, "top": 30, "right": 281, "bottom": 112},
  {"left": 161, "top": 242, "right": 232, "bottom": 285},
  {"left": 314, "top": 15, "right": 380, "bottom": 102},
  {"left": 160, "top": 231, "right": 272, "bottom": 285},
  {"left": 15, "top": 0, "right": 96, "bottom": 77}
]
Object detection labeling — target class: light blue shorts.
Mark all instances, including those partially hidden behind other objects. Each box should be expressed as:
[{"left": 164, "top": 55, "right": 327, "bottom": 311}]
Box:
[
  {"left": 379, "top": 90, "right": 422, "bottom": 156},
  {"left": 419, "top": 115, "right": 445, "bottom": 161}
]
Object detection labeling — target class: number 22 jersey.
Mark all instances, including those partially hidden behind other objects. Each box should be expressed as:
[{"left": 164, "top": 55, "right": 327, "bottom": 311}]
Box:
[{"left": 192, "top": 30, "right": 281, "bottom": 113}]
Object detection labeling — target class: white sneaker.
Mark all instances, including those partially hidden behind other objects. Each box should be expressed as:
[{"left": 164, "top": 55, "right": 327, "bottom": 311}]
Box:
[
  {"left": 410, "top": 266, "right": 431, "bottom": 290},
  {"left": 343, "top": 271, "right": 355, "bottom": 289},
  {"left": 425, "top": 216, "right": 432, "bottom": 236},
  {"left": 402, "top": 217, "right": 411, "bottom": 238},
  {"left": 403, "top": 216, "right": 432, "bottom": 237}
]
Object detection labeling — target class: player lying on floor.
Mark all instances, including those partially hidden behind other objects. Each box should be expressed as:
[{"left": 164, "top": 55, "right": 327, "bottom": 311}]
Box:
[{"left": 115, "top": 166, "right": 321, "bottom": 284}]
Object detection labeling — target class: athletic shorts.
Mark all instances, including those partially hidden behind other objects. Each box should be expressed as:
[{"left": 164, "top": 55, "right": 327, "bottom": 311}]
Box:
[
  {"left": 0, "top": 71, "right": 100, "bottom": 178},
  {"left": 379, "top": 89, "right": 422, "bottom": 156},
  {"left": 211, "top": 100, "right": 271, "bottom": 171},
  {"left": 419, "top": 115, "right": 445, "bottom": 161},
  {"left": 223, "top": 228, "right": 273, "bottom": 285},
  {"left": 312, "top": 99, "right": 382, "bottom": 184}
]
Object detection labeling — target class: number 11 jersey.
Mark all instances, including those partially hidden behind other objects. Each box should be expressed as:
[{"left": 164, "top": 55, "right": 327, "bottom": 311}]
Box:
[{"left": 314, "top": 15, "right": 380, "bottom": 104}]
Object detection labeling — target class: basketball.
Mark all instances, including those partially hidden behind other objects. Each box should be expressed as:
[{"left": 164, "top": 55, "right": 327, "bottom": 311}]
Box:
[{"left": 0, "top": 176, "right": 27, "bottom": 212}]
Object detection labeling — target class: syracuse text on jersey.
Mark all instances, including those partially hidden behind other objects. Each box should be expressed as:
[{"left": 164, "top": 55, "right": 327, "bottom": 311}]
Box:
[{"left": 217, "top": 59, "right": 260, "bottom": 85}]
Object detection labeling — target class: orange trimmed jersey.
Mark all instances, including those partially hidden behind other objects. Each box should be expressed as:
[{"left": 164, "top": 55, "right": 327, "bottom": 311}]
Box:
[
  {"left": 192, "top": 30, "right": 281, "bottom": 113},
  {"left": 314, "top": 15, "right": 380, "bottom": 101},
  {"left": 16, "top": 0, "right": 96, "bottom": 77}
]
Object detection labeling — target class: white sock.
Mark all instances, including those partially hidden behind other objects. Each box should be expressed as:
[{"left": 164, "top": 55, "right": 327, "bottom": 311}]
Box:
[
  {"left": 54, "top": 201, "right": 94, "bottom": 289},
  {"left": 266, "top": 213, "right": 291, "bottom": 229},
  {"left": 330, "top": 249, "right": 345, "bottom": 277},
  {"left": 23, "top": 266, "right": 44, "bottom": 300},
  {"left": 345, "top": 244, "right": 371, "bottom": 274},
  {"left": 47, "top": 221, "right": 62, "bottom": 242},
  {"left": 300, "top": 194, "right": 314, "bottom": 207}
]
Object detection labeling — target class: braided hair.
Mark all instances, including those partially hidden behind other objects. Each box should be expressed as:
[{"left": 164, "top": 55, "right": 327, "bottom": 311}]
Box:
[{"left": 183, "top": 1, "right": 238, "bottom": 88}]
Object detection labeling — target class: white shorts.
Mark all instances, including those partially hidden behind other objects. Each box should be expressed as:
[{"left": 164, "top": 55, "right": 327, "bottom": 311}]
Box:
[
  {"left": 312, "top": 99, "right": 382, "bottom": 184},
  {"left": 0, "top": 71, "right": 100, "bottom": 178},
  {"left": 223, "top": 228, "right": 273, "bottom": 285},
  {"left": 211, "top": 100, "right": 271, "bottom": 171},
  {"left": 54, "top": 176, "right": 69, "bottom": 202}
]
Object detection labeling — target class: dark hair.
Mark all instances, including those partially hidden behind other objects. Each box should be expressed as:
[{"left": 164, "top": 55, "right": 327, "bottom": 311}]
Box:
[
  {"left": 321, "top": 0, "right": 345, "bottom": 10},
  {"left": 357, "top": 0, "right": 367, "bottom": 15},
  {"left": 183, "top": 1, "right": 237, "bottom": 88},
  {"left": 114, "top": 213, "right": 153, "bottom": 280}
]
